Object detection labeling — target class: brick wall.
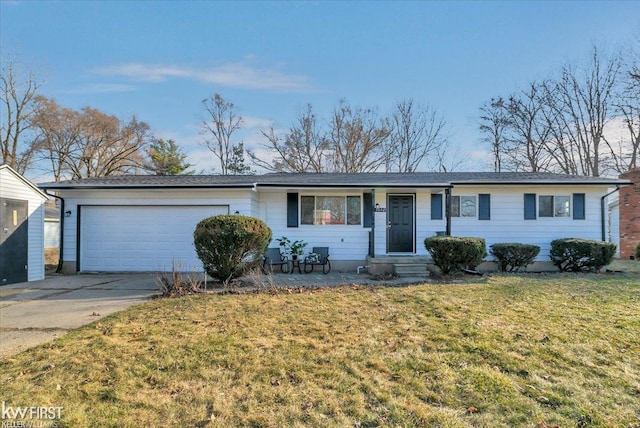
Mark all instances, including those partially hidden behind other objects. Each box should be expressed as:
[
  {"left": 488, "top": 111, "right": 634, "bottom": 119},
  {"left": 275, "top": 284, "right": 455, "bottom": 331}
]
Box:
[{"left": 619, "top": 168, "right": 640, "bottom": 259}]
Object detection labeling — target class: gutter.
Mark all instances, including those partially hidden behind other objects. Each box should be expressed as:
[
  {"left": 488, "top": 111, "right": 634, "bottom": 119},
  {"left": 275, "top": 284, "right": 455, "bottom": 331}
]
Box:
[{"left": 44, "top": 190, "right": 65, "bottom": 273}]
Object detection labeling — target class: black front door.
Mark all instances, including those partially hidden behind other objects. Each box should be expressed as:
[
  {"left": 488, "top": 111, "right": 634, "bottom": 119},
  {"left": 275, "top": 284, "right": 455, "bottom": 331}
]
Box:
[
  {"left": 387, "top": 195, "right": 414, "bottom": 253},
  {"left": 0, "top": 198, "right": 29, "bottom": 285}
]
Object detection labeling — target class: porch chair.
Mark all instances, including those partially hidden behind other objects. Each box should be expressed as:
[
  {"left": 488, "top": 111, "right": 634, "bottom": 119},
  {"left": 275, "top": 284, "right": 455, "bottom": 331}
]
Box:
[
  {"left": 303, "top": 247, "right": 331, "bottom": 274},
  {"left": 262, "top": 247, "right": 290, "bottom": 274}
]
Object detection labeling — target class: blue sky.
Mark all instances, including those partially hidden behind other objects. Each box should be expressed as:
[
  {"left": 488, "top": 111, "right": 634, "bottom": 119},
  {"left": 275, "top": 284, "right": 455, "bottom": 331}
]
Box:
[{"left": 2, "top": 0, "right": 639, "bottom": 177}]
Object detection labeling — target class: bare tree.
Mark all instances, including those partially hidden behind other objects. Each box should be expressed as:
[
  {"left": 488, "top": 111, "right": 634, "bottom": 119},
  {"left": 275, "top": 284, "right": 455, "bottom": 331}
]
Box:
[
  {"left": 328, "top": 100, "right": 391, "bottom": 173},
  {"left": 201, "top": 94, "right": 250, "bottom": 175},
  {"left": 387, "top": 99, "right": 448, "bottom": 172},
  {"left": 31, "top": 98, "right": 149, "bottom": 179},
  {"left": 251, "top": 100, "right": 392, "bottom": 173},
  {"left": 479, "top": 97, "right": 510, "bottom": 172},
  {"left": 609, "top": 42, "right": 640, "bottom": 173},
  {"left": 249, "top": 104, "right": 328, "bottom": 172},
  {"left": 30, "top": 96, "right": 82, "bottom": 181},
  {"left": 0, "top": 58, "right": 44, "bottom": 173},
  {"left": 504, "top": 83, "right": 555, "bottom": 172},
  {"left": 549, "top": 47, "right": 620, "bottom": 177}
]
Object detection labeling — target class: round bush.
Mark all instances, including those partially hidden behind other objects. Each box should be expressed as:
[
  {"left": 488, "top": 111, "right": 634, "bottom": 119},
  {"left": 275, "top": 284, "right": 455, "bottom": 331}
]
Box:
[
  {"left": 490, "top": 243, "right": 540, "bottom": 272},
  {"left": 549, "top": 238, "right": 616, "bottom": 272},
  {"left": 424, "top": 236, "right": 487, "bottom": 275},
  {"left": 635, "top": 241, "right": 640, "bottom": 261},
  {"left": 194, "top": 215, "right": 272, "bottom": 285}
]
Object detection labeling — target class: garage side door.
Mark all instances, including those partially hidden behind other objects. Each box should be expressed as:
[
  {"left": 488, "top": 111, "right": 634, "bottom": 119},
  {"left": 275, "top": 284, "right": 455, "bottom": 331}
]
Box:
[{"left": 81, "top": 205, "right": 228, "bottom": 272}]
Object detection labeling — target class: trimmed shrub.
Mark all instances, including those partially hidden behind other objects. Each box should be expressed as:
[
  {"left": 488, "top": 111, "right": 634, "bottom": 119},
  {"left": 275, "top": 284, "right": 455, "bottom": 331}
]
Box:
[
  {"left": 194, "top": 215, "right": 272, "bottom": 286},
  {"left": 635, "top": 242, "right": 640, "bottom": 261},
  {"left": 424, "top": 236, "right": 487, "bottom": 275},
  {"left": 490, "top": 243, "right": 540, "bottom": 272},
  {"left": 549, "top": 238, "right": 616, "bottom": 272}
]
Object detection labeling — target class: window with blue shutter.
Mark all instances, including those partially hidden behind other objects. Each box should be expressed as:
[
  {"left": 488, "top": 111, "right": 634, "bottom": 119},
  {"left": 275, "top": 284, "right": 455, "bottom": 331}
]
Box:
[
  {"left": 431, "top": 194, "right": 443, "bottom": 220},
  {"left": 287, "top": 193, "right": 298, "bottom": 227},
  {"left": 479, "top": 194, "right": 491, "bottom": 220},
  {"left": 573, "top": 193, "right": 585, "bottom": 220},
  {"left": 524, "top": 193, "right": 536, "bottom": 220}
]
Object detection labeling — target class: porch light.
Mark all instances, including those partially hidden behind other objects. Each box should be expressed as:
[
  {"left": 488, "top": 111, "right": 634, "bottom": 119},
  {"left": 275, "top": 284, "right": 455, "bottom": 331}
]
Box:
[{"left": 64, "top": 210, "right": 72, "bottom": 217}]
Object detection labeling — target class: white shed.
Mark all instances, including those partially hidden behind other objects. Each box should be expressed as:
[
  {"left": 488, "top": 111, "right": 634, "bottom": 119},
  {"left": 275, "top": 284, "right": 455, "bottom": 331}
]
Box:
[{"left": 0, "top": 165, "right": 49, "bottom": 284}]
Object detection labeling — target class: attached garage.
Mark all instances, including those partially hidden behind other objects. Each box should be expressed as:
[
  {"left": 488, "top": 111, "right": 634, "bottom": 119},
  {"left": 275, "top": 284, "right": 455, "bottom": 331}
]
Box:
[{"left": 80, "top": 205, "right": 228, "bottom": 272}]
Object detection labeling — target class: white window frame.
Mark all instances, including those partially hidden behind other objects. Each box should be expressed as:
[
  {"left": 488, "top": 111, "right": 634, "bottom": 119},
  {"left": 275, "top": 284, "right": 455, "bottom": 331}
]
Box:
[
  {"left": 539, "top": 195, "right": 570, "bottom": 218},
  {"left": 300, "top": 195, "right": 362, "bottom": 225},
  {"left": 451, "top": 195, "right": 477, "bottom": 218}
]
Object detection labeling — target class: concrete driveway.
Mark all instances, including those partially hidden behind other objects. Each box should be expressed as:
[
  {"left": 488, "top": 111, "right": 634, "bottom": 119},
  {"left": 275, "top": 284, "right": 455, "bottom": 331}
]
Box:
[{"left": 0, "top": 274, "right": 158, "bottom": 359}]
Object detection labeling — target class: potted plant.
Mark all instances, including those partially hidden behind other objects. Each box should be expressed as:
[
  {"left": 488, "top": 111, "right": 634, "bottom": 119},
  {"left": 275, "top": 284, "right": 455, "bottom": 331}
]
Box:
[{"left": 276, "top": 236, "right": 307, "bottom": 260}]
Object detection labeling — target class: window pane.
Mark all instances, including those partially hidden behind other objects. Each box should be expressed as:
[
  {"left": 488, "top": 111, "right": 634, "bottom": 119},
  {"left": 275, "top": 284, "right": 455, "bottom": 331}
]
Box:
[
  {"left": 347, "top": 196, "right": 361, "bottom": 225},
  {"left": 554, "top": 196, "right": 570, "bottom": 217},
  {"left": 301, "top": 196, "right": 315, "bottom": 225},
  {"left": 539, "top": 196, "right": 553, "bottom": 217},
  {"left": 315, "top": 196, "right": 345, "bottom": 225},
  {"left": 451, "top": 196, "right": 460, "bottom": 217},
  {"left": 460, "top": 196, "right": 477, "bottom": 217}
]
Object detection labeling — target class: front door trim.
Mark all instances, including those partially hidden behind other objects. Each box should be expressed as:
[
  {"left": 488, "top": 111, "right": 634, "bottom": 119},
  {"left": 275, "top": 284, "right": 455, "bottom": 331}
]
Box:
[{"left": 386, "top": 193, "right": 416, "bottom": 254}]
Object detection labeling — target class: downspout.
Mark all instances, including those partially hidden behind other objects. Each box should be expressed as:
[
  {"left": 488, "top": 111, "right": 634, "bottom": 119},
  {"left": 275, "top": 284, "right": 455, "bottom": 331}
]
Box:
[
  {"left": 600, "top": 186, "right": 620, "bottom": 242},
  {"left": 45, "top": 191, "right": 65, "bottom": 273}
]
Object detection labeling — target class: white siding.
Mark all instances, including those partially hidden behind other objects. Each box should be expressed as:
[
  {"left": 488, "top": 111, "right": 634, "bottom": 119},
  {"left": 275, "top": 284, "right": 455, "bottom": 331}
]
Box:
[
  {"left": 260, "top": 191, "right": 371, "bottom": 262},
  {"left": 0, "top": 167, "right": 47, "bottom": 281},
  {"left": 450, "top": 185, "right": 605, "bottom": 260},
  {"left": 608, "top": 196, "right": 620, "bottom": 257}
]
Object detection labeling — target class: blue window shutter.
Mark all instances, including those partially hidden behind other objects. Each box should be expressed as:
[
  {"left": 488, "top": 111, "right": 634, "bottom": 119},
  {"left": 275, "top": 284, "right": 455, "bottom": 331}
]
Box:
[
  {"left": 479, "top": 194, "right": 491, "bottom": 220},
  {"left": 431, "top": 194, "right": 443, "bottom": 220},
  {"left": 573, "top": 193, "right": 585, "bottom": 220},
  {"left": 363, "top": 192, "right": 373, "bottom": 227},
  {"left": 287, "top": 193, "right": 298, "bottom": 227},
  {"left": 524, "top": 193, "right": 536, "bottom": 220}
]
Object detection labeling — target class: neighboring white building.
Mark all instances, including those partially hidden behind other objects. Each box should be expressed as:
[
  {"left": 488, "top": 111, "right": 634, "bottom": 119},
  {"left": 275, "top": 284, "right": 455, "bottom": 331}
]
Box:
[
  {"left": 0, "top": 165, "right": 49, "bottom": 284},
  {"left": 39, "top": 172, "right": 630, "bottom": 275}
]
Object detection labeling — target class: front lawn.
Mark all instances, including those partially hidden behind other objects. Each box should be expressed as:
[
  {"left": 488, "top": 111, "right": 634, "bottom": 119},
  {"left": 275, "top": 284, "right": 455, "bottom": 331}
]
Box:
[{"left": 1, "top": 273, "right": 639, "bottom": 427}]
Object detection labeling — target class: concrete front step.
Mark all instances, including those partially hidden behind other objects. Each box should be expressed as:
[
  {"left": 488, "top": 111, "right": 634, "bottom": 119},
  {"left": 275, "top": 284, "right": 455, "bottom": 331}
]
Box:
[{"left": 393, "top": 263, "right": 429, "bottom": 278}]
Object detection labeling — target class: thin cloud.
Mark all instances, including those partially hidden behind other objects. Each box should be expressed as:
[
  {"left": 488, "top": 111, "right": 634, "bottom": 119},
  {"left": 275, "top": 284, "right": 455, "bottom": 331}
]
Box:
[
  {"left": 93, "top": 62, "right": 314, "bottom": 92},
  {"left": 61, "top": 83, "right": 136, "bottom": 94}
]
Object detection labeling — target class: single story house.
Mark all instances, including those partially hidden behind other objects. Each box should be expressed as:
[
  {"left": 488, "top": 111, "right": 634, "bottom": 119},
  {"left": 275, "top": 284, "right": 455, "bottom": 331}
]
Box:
[
  {"left": 1, "top": 164, "right": 49, "bottom": 284},
  {"left": 39, "top": 172, "right": 630, "bottom": 275}
]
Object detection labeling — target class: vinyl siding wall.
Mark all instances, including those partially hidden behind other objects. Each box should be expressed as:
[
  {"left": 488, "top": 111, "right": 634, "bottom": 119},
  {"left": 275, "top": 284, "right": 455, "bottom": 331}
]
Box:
[
  {"left": 450, "top": 185, "right": 605, "bottom": 260},
  {"left": 259, "top": 191, "right": 371, "bottom": 263},
  {"left": 0, "top": 168, "right": 47, "bottom": 281}
]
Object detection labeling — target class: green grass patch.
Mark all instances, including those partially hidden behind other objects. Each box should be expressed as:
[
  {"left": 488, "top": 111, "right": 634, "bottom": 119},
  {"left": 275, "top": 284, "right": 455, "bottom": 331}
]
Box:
[{"left": 1, "top": 273, "right": 639, "bottom": 427}]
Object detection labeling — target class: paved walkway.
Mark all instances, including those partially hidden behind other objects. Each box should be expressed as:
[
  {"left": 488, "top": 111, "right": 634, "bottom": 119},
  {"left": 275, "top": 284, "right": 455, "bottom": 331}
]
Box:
[{"left": 0, "top": 272, "right": 428, "bottom": 359}]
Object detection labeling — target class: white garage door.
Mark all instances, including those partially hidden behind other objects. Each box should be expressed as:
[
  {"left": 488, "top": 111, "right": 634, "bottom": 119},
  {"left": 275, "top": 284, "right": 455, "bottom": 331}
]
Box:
[{"left": 81, "top": 205, "right": 228, "bottom": 272}]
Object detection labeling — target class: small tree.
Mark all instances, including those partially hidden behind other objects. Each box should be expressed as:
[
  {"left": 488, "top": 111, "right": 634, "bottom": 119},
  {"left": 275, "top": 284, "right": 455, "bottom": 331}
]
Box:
[
  {"left": 146, "top": 138, "right": 193, "bottom": 175},
  {"left": 194, "top": 215, "right": 271, "bottom": 286}
]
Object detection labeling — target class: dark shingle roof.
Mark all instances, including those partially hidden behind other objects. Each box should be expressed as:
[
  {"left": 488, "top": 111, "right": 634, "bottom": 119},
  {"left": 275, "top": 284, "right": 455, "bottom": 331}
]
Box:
[{"left": 38, "top": 171, "right": 630, "bottom": 190}]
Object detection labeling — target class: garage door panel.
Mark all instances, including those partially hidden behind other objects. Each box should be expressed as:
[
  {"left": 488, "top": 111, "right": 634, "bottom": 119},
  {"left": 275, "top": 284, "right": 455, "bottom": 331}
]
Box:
[{"left": 81, "top": 205, "right": 228, "bottom": 272}]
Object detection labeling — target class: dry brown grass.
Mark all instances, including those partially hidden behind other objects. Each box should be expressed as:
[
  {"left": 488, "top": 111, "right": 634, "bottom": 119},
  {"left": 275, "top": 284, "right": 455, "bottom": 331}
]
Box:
[{"left": 0, "top": 273, "right": 639, "bottom": 427}]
